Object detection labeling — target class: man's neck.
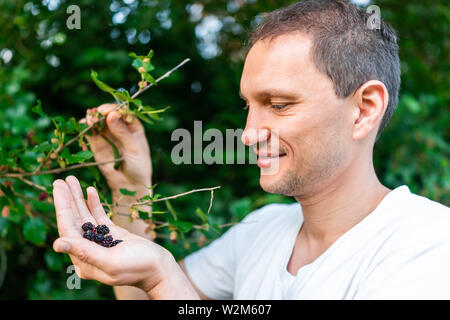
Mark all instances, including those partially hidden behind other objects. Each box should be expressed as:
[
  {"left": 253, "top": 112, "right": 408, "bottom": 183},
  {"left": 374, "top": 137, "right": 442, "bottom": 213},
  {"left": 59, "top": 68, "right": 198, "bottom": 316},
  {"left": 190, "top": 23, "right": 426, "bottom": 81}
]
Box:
[{"left": 294, "top": 160, "right": 391, "bottom": 247}]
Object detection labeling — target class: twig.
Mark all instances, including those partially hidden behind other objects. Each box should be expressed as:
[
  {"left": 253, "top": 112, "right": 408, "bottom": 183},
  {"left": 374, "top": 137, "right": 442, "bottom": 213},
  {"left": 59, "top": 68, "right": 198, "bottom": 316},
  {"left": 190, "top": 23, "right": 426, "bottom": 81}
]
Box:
[
  {"left": 207, "top": 189, "right": 214, "bottom": 214},
  {"left": 17, "top": 176, "right": 46, "bottom": 192},
  {"left": 132, "top": 58, "right": 191, "bottom": 98},
  {"left": 133, "top": 186, "right": 221, "bottom": 206},
  {"left": 0, "top": 158, "right": 123, "bottom": 178}
]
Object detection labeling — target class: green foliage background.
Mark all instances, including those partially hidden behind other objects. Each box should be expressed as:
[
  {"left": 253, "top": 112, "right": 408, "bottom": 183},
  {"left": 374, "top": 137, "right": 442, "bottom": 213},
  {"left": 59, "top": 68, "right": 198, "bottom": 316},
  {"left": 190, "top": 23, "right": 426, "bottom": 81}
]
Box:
[{"left": 0, "top": 0, "right": 448, "bottom": 299}]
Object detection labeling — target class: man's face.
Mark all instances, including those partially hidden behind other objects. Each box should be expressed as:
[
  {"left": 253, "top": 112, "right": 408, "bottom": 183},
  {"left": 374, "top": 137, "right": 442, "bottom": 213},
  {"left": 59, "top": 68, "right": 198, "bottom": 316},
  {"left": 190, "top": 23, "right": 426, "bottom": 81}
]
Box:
[{"left": 240, "top": 33, "right": 354, "bottom": 197}]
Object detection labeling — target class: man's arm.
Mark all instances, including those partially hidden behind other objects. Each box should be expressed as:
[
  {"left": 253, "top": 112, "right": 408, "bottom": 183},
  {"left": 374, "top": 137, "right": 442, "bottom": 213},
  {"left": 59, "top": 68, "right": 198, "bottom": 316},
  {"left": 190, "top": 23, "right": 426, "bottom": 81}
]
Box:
[{"left": 178, "top": 259, "right": 212, "bottom": 300}]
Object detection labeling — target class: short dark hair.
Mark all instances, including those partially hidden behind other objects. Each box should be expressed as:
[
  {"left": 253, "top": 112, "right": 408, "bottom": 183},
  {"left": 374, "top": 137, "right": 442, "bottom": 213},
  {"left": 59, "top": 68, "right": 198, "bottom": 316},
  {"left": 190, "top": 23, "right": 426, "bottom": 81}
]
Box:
[{"left": 248, "top": 0, "right": 401, "bottom": 141}]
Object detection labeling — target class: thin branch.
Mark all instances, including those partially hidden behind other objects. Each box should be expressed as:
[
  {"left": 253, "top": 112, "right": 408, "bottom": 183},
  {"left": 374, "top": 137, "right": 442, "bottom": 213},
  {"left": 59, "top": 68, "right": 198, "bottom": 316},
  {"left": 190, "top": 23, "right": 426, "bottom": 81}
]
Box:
[
  {"left": 133, "top": 186, "right": 221, "bottom": 206},
  {"left": 132, "top": 58, "right": 191, "bottom": 98},
  {"left": 1, "top": 158, "right": 123, "bottom": 178},
  {"left": 17, "top": 176, "right": 46, "bottom": 192},
  {"left": 207, "top": 189, "right": 214, "bottom": 214}
]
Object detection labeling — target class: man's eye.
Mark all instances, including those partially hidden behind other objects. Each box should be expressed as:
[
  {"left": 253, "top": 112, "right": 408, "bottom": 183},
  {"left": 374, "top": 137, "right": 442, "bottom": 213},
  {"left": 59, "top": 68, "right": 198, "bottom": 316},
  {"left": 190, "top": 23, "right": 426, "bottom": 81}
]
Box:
[{"left": 271, "top": 104, "right": 287, "bottom": 110}]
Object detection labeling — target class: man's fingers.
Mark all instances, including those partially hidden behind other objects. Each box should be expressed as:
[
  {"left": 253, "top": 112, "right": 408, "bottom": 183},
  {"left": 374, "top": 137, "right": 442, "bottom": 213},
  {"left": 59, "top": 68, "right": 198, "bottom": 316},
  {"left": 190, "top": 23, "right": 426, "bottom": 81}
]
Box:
[
  {"left": 97, "top": 103, "right": 118, "bottom": 117},
  {"left": 53, "top": 180, "right": 82, "bottom": 238},
  {"left": 65, "top": 176, "right": 97, "bottom": 225},
  {"left": 106, "top": 111, "right": 142, "bottom": 154},
  {"left": 86, "top": 187, "right": 114, "bottom": 227}
]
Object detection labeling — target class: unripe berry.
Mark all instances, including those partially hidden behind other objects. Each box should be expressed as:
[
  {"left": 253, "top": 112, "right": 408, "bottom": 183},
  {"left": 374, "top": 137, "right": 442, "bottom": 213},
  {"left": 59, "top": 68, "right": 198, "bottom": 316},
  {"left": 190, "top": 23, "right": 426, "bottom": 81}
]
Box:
[
  {"left": 50, "top": 152, "right": 57, "bottom": 159},
  {"left": 1, "top": 206, "right": 9, "bottom": 218},
  {"left": 125, "top": 114, "right": 134, "bottom": 123},
  {"left": 169, "top": 231, "right": 177, "bottom": 243},
  {"left": 37, "top": 156, "right": 44, "bottom": 163},
  {"left": 143, "top": 58, "right": 150, "bottom": 63},
  {"left": 138, "top": 81, "right": 148, "bottom": 88},
  {"left": 51, "top": 138, "right": 58, "bottom": 144},
  {"left": 138, "top": 67, "right": 146, "bottom": 73},
  {"left": 184, "top": 242, "right": 191, "bottom": 250}
]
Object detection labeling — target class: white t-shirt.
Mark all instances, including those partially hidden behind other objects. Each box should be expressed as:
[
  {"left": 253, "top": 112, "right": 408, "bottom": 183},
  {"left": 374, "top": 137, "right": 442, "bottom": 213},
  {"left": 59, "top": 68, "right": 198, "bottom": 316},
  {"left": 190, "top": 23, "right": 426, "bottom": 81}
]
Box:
[{"left": 184, "top": 185, "right": 450, "bottom": 299}]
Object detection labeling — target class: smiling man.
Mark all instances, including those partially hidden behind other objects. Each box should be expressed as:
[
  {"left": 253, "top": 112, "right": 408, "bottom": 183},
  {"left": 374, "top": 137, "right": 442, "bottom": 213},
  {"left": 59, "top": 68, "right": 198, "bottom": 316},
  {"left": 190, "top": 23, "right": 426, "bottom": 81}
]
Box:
[{"left": 52, "top": 0, "right": 450, "bottom": 299}]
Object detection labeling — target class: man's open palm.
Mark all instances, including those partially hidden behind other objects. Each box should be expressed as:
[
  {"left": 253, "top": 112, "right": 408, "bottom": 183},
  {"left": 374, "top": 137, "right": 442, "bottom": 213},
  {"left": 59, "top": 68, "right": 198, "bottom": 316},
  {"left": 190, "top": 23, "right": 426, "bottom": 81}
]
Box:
[{"left": 52, "top": 176, "right": 166, "bottom": 292}]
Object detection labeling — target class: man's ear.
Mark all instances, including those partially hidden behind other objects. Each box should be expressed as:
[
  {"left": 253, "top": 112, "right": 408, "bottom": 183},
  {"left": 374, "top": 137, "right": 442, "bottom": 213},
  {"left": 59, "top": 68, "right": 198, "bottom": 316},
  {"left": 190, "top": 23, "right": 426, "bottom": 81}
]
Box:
[{"left": 351, "top": 80, "right": 389, "bottom": 141}]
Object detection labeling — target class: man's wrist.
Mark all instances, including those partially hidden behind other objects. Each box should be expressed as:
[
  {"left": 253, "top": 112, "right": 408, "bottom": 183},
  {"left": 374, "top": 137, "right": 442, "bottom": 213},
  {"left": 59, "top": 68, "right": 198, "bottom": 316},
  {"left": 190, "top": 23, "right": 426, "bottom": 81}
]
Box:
[{"left": 146, "top": 250, "right": 200, "bottom": 300}]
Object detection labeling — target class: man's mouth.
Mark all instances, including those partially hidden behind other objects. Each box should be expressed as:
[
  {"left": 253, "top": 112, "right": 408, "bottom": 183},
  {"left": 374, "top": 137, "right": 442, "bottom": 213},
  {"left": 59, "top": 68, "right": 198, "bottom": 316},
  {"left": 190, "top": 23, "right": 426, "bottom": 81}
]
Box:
[{"left": 256, "top": 152, "right": 287, "bottom": 168}]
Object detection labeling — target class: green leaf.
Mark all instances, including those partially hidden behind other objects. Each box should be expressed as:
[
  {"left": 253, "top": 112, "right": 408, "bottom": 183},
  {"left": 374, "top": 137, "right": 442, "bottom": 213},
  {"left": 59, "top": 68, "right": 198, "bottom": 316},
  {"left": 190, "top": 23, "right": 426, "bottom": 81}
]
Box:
[
  {"left": 144, "top": 73, "right": 157, "bottom": 85},
  {"left": 69, "top": 117, "right": 87, "bottom": 133},
  {"left": 31, "top": 141, "right": 55, "bottom": 153},
  {"left": 131, "top": 58, "right": 143, "bottom": 71},
  {"left": 23, "top": 217, "right": 47, "bottom": 245},
  {"left": 138, "top": 210, "right": 150, "bottom": 220},
  {"left": 133, "top": 109, "right": 154, "bottom": 124},
  {"left": 128, "top": 52, "right": 139, "bottom": 59},
  {"left": 119, "top": 188, "right": 137, "bottom": 196},
  {"left": 146, "top": 49, "right": 154, "bottom": 60},
  {"left": 32, "top": 100, "right": 45, "bottom": 116},
  {"left": 114, "top": 90, "right": 130, "bottom": 102},
  {"left": 90, "top": 70, "right": 116, "bottom": 95},
  {"left": 68, "top": 150, "right": 94, "bottom": 164},
  {"left": 170, "top": 220, "right": 194, "bottom": 233}
]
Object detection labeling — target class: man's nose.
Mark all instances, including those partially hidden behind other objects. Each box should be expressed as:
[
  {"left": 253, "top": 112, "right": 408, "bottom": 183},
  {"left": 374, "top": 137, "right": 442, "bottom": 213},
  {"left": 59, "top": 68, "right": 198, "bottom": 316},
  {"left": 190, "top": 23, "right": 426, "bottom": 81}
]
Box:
[{"left": 241, "top": 109, "right": 271, "bottom": 146}]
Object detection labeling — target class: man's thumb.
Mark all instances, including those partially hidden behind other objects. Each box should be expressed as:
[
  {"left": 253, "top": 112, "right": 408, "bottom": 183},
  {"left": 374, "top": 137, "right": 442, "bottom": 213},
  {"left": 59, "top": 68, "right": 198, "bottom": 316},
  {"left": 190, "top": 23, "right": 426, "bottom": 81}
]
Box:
[{"left": 53, "top": 238, "right": 71, "bottom": 253}]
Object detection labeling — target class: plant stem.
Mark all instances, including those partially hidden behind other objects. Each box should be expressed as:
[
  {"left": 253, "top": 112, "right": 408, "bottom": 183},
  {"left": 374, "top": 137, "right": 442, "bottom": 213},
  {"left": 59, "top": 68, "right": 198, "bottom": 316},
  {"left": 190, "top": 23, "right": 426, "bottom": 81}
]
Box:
[{"left": 133, "top": 186, "right": 221, "bottom": 206}]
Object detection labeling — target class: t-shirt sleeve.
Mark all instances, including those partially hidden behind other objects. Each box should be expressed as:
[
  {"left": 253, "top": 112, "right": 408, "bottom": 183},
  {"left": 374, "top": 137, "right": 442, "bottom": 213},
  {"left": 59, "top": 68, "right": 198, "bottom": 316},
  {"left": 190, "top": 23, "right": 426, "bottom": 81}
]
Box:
[{"left": 183, "top": 204, "right": 277, "bottom": 300}]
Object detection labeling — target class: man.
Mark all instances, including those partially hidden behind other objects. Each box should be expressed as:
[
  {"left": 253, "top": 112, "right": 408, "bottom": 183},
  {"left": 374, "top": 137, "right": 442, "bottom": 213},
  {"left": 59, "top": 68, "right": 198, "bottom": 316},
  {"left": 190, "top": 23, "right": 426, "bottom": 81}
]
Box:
[{"left": 52, "top": 0, "right": 450, "bottom": 299}]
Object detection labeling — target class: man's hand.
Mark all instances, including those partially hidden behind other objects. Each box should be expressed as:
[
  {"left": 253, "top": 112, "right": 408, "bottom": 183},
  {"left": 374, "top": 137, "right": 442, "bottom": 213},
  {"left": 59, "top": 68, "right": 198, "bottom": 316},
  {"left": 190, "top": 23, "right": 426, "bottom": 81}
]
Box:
[
  {"left": 81, "top": 103, "right": 152, "bottom": 192},
  {"left": 52, "top": 176, "right": 199, "bottom": 299}
]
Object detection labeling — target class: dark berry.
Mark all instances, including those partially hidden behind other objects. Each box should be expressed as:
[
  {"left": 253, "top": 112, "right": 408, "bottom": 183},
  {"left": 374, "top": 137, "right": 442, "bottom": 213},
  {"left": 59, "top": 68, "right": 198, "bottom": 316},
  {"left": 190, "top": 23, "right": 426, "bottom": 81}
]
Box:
[
  {"left": 96, "top": 224, "right": 110, "bottom": 235},
  {"left": 94, "top": 233, "right": 104, "bottom": 243},
  {"left": 82, "top": 222, "right": 94, "bottom": 231},
  {"left": 39, "top": 192, "right": 48, "bottom": 201},
  {"left": 83, "top": 229, "right": 95, "bottom": 241},
  {"left": 101, "top": 241, "right": 110, "bottom": 247},
  {"left": 104, "top": 235, "right": 113, "bottom": 242},
  {"left": 109, "top": 240, "right": 123, "bottom": 247}
]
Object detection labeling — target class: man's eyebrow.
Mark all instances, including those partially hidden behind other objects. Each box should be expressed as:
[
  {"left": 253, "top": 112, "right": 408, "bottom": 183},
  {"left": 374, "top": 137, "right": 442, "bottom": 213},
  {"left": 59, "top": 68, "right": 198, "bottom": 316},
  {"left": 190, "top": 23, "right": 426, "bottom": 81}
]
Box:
[{"left": 239, "top": 89, "right": 301, "bottom": 101}]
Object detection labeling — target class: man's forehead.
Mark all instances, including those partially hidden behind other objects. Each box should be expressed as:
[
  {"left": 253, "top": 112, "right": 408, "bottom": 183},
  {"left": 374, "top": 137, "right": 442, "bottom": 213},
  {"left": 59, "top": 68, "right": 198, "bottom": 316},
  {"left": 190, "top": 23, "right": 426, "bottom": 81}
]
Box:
[{"left": 240, "top": 33, "right": 314, "bottom": 98}]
